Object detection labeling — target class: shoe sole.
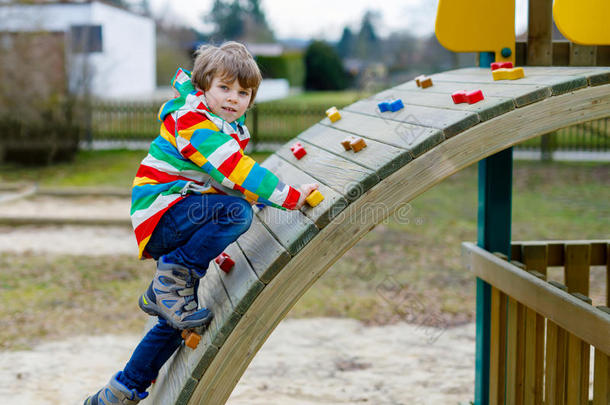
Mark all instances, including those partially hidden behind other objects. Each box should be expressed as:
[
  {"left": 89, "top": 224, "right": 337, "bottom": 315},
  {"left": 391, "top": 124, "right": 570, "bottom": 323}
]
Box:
[{"left": 138, "top": 294, "right": 214, "bottom": 330}]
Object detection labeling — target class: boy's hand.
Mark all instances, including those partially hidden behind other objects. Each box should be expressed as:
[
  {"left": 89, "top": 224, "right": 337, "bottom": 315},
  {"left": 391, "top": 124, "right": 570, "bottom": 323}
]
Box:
[{"left": 295, "top": 183, "right": 319, "bottom": 209}]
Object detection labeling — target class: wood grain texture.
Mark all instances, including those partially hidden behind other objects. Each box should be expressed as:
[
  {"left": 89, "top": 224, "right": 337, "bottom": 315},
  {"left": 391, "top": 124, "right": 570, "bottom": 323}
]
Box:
[
  {"left": 431, "top": 68, "right": 592, "bottom": 96},
  {"left": 255, "top": 205, "right": 318, "bottom": 256},
  {"left": 593, "top": 349, "right": 609, "bottom": 405},
  {"left": 236, "top": 214, "right": 291, "bottom": 284},
  {"left": 320, "top": 110, "right": 444, "bottom": 158},
  {"left": 261, "top": 153, "right": 348, "bottom": 228},
  {"left": 564, "top": 243, "right": 591, "bottom": 296},
  {"left": 464, "top": 242, "right": 610, "bottom": 354},
  {"left": 395, "top": 79, "right": 551, "bottom": 108},
  {"left": 276, "top": 140, "right": 380, "bottom": 202},
  {"left": 217, "top": 242, "right": 265, "bottom": 315},
  {"left": 375, "top": 86, "right": 516, "bottom": 122},
  {"left": 344, "top": 97, "right": 479, "bottom": 138},
  {"left": 144, "top": 72, "right": 609, "bottom": 405},
  {"left": 183, "top": 84, "right": 610, "bottom": 405},
  {"left": 297, "top": 124, "right": 413, "bottom": 179},
  {"left": 198, "top": 263, "right": 241, "bottom": 348}
]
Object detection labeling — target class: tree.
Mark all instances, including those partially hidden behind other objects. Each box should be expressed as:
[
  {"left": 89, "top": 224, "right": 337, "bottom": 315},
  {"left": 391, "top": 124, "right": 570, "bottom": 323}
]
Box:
[
  {"left": 304, "top": 41, "right": 350, "bottom": 90},
  {"left": 355, "top": 10, "right": 381, "bottom": 61},
  {"left": 336, "top": 27, "right": 354, "bottom": 59},
  {"left": 205, "top": 0, "right": 274, "bottom": 42}
]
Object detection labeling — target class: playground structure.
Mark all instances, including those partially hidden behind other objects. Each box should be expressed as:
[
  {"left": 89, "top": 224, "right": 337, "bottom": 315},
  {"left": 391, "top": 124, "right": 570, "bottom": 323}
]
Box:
[{"left": 146, "top": 1, "right": 610, "bottom": 404}]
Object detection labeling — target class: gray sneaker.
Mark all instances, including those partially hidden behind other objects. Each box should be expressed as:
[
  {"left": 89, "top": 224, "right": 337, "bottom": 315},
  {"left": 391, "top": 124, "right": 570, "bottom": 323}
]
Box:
[
  {"left": 138, "top": 256, "right": 213, "bottom": 330},
  {"left": 83, "top": 372, "right": 147, "bottom": 405}
]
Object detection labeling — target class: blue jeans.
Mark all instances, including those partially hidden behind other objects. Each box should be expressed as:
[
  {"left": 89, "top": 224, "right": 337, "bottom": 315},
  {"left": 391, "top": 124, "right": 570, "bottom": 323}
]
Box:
[{"left": 118, "top": 194, "right": 253, "bottom": 393}]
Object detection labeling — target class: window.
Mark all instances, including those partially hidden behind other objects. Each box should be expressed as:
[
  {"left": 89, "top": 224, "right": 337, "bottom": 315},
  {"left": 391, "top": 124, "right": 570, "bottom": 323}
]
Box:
[{"left": 70, "top": 25, "right": 102, "bottom": 53}]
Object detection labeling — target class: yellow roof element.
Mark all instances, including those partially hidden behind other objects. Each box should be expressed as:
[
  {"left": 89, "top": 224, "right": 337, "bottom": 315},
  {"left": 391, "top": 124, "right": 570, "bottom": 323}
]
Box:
[
  {"left": 553, "top": 0, "right": 610, "bottom": 45},
  {"left": 435, "top": 0, "right": 515, "bottom": 64}
]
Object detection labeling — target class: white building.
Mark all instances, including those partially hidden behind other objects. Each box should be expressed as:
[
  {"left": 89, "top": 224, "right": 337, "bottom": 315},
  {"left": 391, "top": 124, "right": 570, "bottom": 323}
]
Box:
[{"left": 0, "top": 1, "right": 155, "bottom": 100}]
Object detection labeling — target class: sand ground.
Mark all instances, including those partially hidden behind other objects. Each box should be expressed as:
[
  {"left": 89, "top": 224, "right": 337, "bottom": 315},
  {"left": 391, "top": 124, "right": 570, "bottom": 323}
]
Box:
[{"left": 0, "top": 194, "right": 475, "bottom": 404}]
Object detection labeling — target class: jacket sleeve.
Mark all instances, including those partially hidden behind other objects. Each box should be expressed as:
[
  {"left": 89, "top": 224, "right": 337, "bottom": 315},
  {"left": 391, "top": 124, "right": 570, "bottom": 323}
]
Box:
[{"left": 174, "top": 115, "right": 301, "bottom": 210}]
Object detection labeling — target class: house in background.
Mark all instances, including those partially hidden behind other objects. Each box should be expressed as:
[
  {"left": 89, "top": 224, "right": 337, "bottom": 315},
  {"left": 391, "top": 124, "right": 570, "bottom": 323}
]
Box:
[{"left": 0, "top": 0, "right": 155, "bottom": 100}]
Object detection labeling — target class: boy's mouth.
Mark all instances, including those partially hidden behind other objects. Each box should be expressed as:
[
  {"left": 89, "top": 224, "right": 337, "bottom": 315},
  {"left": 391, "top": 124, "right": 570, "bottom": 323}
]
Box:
[{"left": 222, "top": 106, "right": 237, "bottom": 113}]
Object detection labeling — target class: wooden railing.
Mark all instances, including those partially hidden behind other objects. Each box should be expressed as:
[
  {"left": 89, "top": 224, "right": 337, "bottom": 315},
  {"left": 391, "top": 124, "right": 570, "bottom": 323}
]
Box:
[{"left": 462, "top": 240, "right": 610, "bottom": 405}]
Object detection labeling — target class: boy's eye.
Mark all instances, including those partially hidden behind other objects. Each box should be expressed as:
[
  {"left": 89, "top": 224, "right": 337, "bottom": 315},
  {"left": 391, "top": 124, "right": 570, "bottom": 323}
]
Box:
[{"left": 239, "top": 91, "right": 250, "bottom": 96}]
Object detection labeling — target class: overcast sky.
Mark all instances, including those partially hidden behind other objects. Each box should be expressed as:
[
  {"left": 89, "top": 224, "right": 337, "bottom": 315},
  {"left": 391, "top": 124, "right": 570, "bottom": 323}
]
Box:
[{"left": 140, "top": 0, "right": 529, "bottom": 41}]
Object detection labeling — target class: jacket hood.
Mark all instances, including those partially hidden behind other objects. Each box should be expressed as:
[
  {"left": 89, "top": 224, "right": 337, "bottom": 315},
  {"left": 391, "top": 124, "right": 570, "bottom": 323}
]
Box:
[{"left": 157, "top": 68, "right": 246, "bottom": 127}]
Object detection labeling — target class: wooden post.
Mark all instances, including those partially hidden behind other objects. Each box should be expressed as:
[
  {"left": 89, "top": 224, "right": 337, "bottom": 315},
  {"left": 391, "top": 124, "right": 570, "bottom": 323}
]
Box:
[
  {"left": 490, "top": 287, "right": 507, "bottom": 405},
  {"left": 522, "top": 246, "right": 547, "bottom": 405},
  {"left": 506, "top": 297, "right": 519, "bottom": 405},
  {"left": 476, "top": 144, "right": 513, "bottom": 405},
  {"left": 593, "top": 348, "right": 609, "bottom": 405},
  {"left": 570, "top": 44, "right": 597, "bottom": 66},
  {"left": 564, "top": 244, "right": 591, "bottom": 296},
  {"left": 527, "top": 0, "right": 553, "bottom": 66}
]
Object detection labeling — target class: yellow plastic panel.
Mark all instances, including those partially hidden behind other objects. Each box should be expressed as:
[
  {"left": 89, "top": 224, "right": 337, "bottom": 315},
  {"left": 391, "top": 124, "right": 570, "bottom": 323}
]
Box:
[
  {"left": 554, "top": 0, "right": 610, "bottom": 45},
  {"left": 435, "top": 0, "right": 515, "bottom": 63}
]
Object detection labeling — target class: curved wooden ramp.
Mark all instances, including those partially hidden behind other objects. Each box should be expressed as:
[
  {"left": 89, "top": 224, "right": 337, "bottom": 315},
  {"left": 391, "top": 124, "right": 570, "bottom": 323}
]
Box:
[{"left": 147, "top": 66, "right": 610, "bottom": 405}]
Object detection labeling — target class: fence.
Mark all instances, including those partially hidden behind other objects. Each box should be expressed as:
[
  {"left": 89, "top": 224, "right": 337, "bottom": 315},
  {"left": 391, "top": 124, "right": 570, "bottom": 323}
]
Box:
[
  {"left": 463, "top": 241, "right": 610, "bottom": 405},
  {"left": 90, "top": 101, "right": 610, "bottom": 152}
]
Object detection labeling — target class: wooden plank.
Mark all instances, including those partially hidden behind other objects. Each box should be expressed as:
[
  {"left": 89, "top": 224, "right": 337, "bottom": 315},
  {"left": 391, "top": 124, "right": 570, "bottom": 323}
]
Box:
[
  {"left": 463, "top": 243, "right": 610, "bottom": 354},
  {"left": 375, "top": 86, "right": 515, "bottom": 122},
  {"left": 490, "top": 287, "right": 507, "bottom": 405},
  {"left": 320, "top": 110, "right": 444, "bottom": 158},
  {"left": 566, "top": 332, "right": 585, "bottom": 404},
  {"left": 590, "top": 242, "right": 607, "bottom": 266},
  {"left": 255, "top": 205, "right": 318, "bottom": 256},
  {"left": 216, "top": 242, "right": 265, "bottom": 315},
  {"left": 344, "top": 97, "right": 480, "bottom": 139},
  {"left": 553, "top": 41, "right": 570, "bottom": 66},
  {"left": 511, "top": 244, "right": 523, "bottom": 262},
  {"left": 564, "top": 243, "right": 591, "bottom": 296},
  {"left": 516, "top": 303, "right": 526, "bottom": 405},
  {"left": 524, "top": 307, "right": 537, "bottom": 405},
  {"left": 298, "top": 123, "right": 413, "bottom": 180},
  {"left": 548, "top": 243, "right": 566, "bottom": 267},
  {"left": 607, "top": 244, "right": 610, "bottom": 307},
  {"left": 570, "top": 43, "right": 597, "bottom": 67},
  {"left": 149, "top": 330, "right": 218, "bottom": 405},
  {"left": 571, "top": 293, "right": 593, "bottom": 405},
  {"left": 395, "top": 79, "right": 551, "bottom": 108},
  {"left": 522, "top": 243, "right": 548, "bottom": 277},
  {"left": 522, "top": 66, "right": 610, "bottom": 87},
  {"left": 236, "top": 214, "right": 291, "bottom": 284},
  {"left": 545, "top": 320, "right": 567, "bottom": 405},
  {"left": 261, "top": 153, "right": 348, "bottom": 228},
  {"left": 198, "top": 263, "right": 241, "bottom": 348},
  {"left": 527, "top": 0, "right": 553, "bottom": 66},
  {"left": 431, "top": 69, "right": 589, "bottom": 96},
  {"left": 506, "top": 297, "right": 519, "bottom": 405},
  {"left": 593, "top": 349, "right": 609, "bottom": 405},
  {"left": 178, "top": 85, "right": 610, "bottom": 405},
  {"left": 276, "top": 140, "right": 380, "bottom": 202}
]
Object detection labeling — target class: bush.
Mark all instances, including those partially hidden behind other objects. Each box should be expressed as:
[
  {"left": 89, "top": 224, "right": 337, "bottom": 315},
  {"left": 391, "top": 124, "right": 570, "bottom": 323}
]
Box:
[
  {"left": 304, "top": 41, "right": 351, "bottom": 90},
  {"left": 0, "top": 114, "right": 81, "bottom": 166},
  {"left": 0, "top": 31, "right": 83, "bottom": 165},
  {"left": 256, "top": 52, "right": 305, "bottom": 87}
]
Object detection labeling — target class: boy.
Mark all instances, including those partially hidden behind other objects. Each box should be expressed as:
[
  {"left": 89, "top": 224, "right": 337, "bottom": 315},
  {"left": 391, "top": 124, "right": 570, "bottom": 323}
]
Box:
[{"left": 84, "top": 42, "right": 317, "bottom": 404}]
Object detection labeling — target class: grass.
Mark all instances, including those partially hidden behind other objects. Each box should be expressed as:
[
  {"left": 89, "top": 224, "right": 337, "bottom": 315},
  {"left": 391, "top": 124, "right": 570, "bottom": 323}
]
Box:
[
  {"left": 259, "top": 90, "right": 369, "bottom": 106},
  {"left": 0, "top": 153, "right": 608, "bottom": 349},
  {"left": 0, "top": 150, "right": 270, "bottom": 188}
]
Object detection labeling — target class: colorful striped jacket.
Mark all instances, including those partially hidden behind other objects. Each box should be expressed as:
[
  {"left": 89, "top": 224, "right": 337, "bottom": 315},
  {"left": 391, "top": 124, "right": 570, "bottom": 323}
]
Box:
[{"left": 131, "top": 68, "right": 301, "bottom": 259}]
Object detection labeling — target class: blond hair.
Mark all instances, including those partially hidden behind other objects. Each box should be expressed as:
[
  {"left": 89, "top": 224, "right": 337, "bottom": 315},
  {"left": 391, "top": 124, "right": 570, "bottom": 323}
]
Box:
[{"left": 191, "top": 42, "right": 262, "bottom": 107}]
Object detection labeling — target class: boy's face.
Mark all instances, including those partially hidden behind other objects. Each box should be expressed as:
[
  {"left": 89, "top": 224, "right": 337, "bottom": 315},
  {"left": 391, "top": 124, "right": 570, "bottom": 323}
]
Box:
[{"left": 204, "top": 75, "right": 252, "bottom": 123}]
